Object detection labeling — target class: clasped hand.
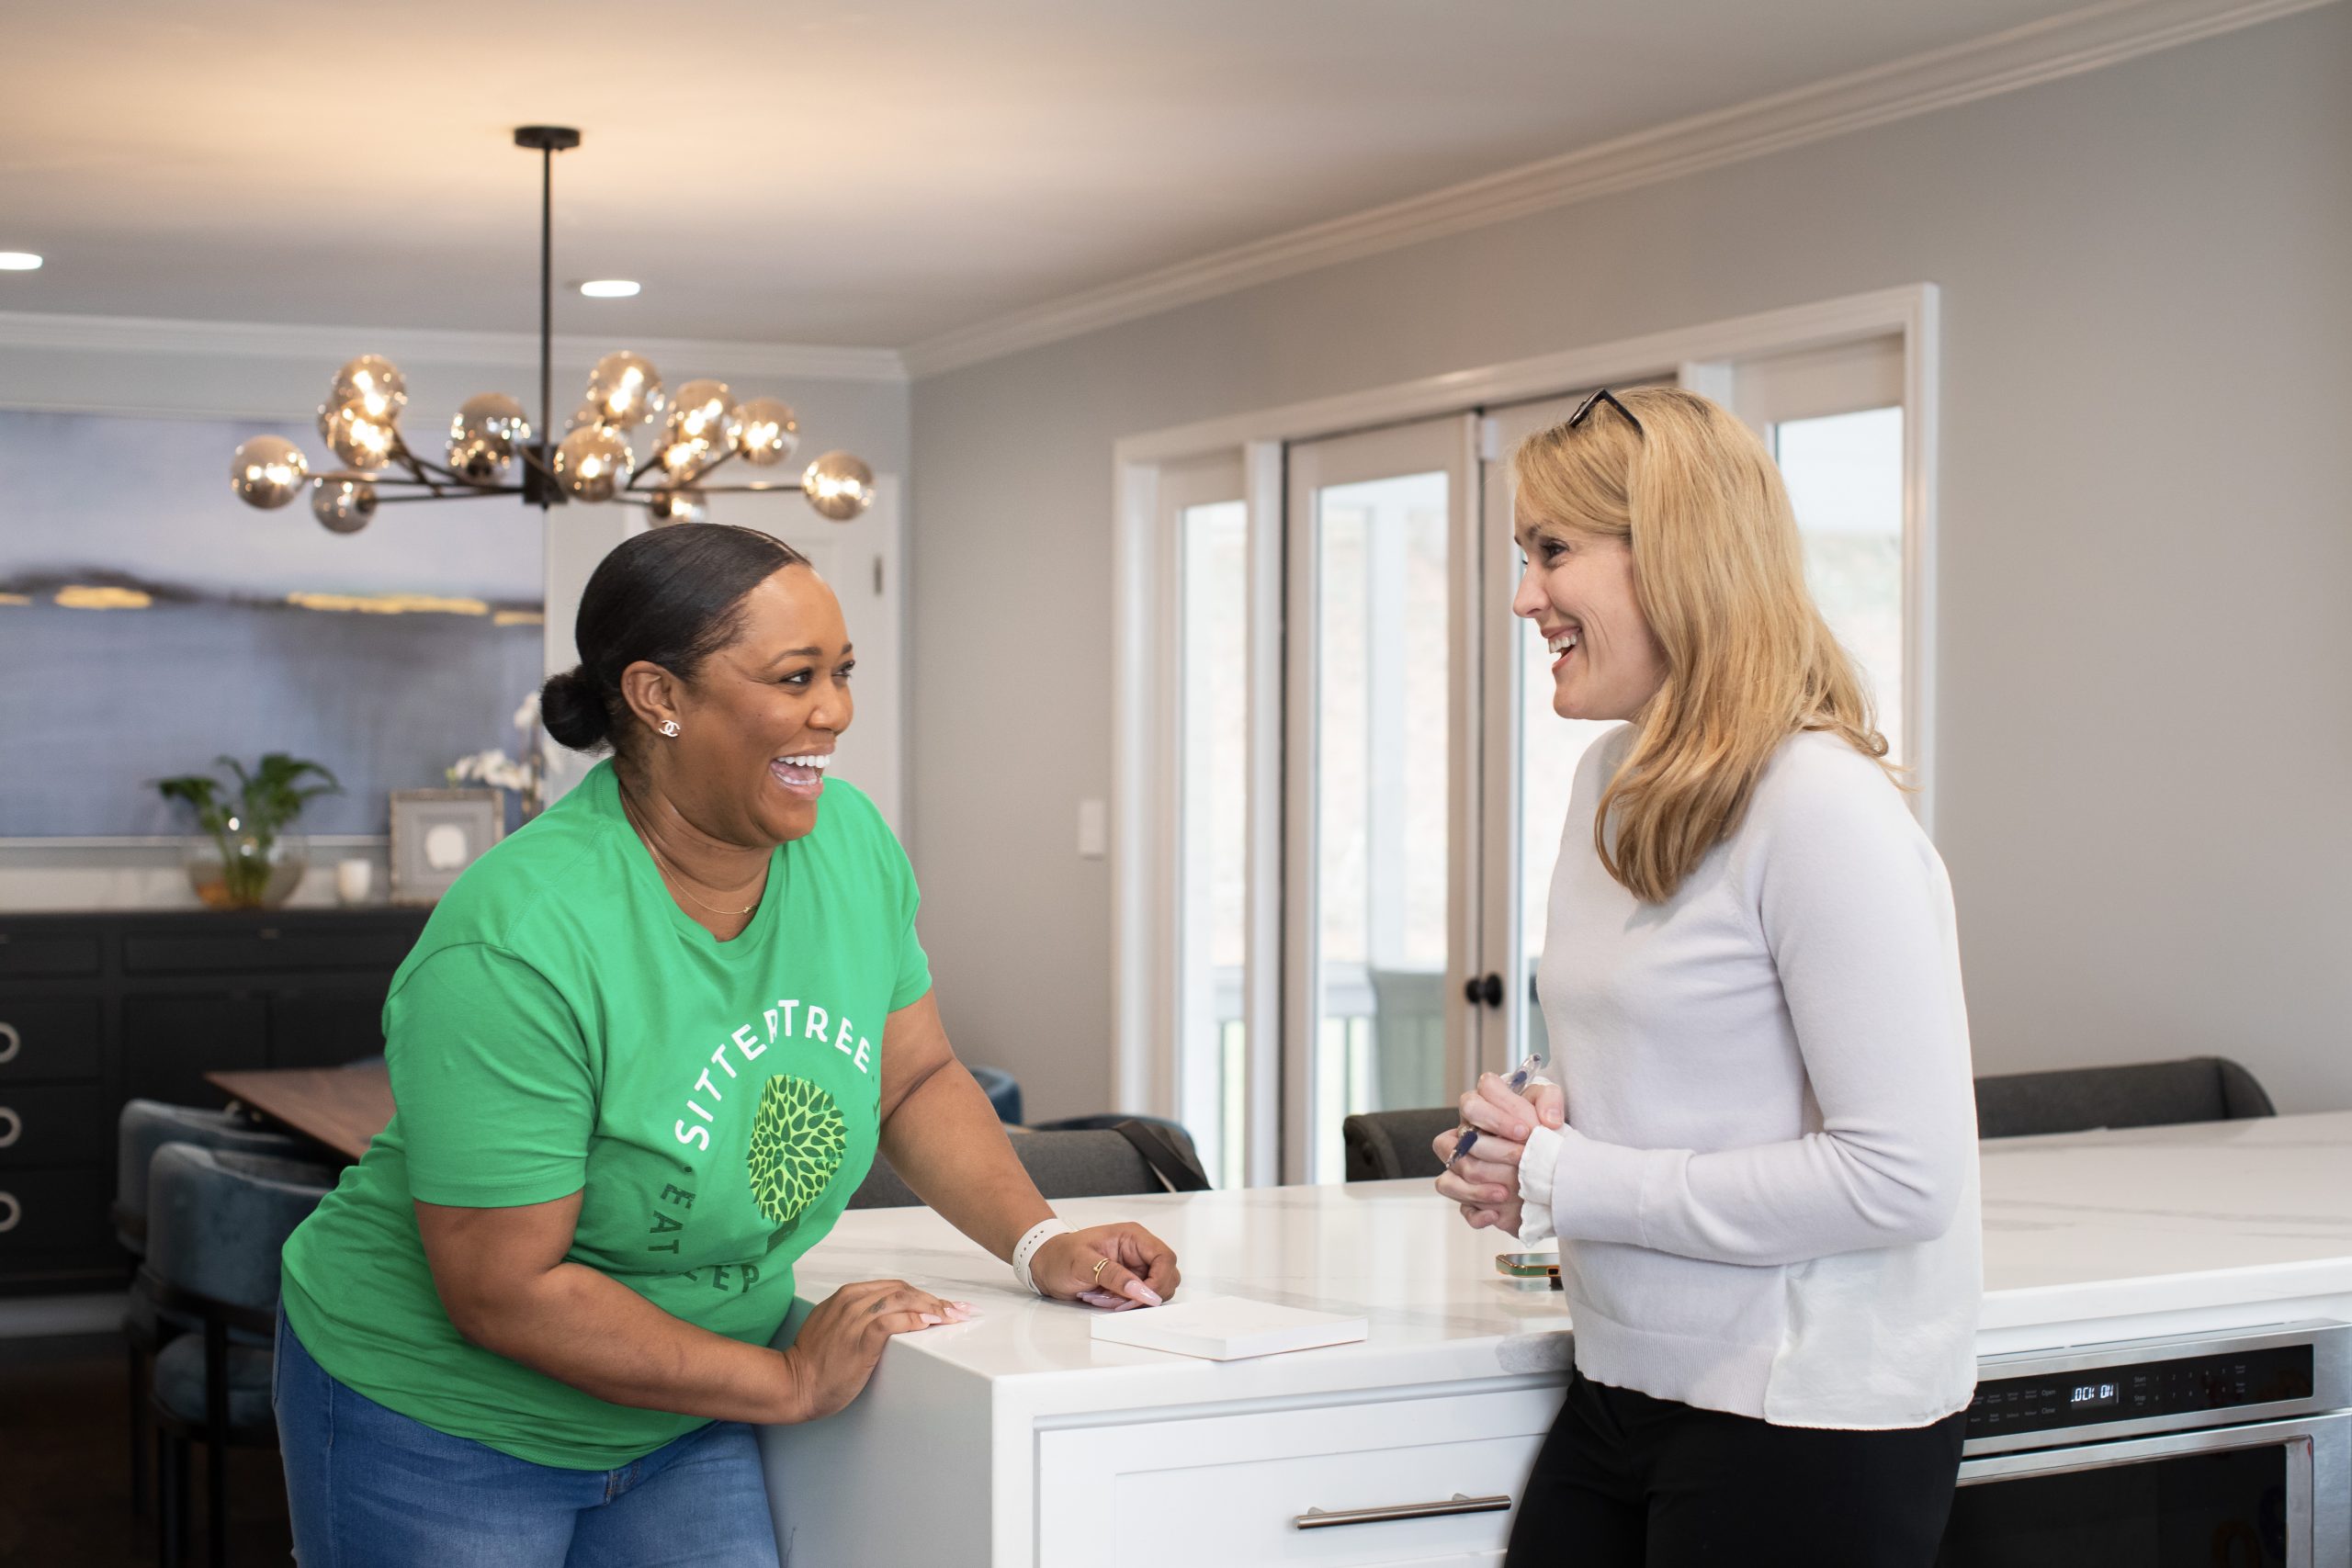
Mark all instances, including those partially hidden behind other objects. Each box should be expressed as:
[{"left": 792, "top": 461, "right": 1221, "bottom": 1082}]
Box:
[{"left": 1432, "top": 1073, "right": 1565, "bottom": 1235}]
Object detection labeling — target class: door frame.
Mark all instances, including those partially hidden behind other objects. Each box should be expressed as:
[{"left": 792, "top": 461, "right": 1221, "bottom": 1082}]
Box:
[{"left": 1111, "top": 285, "right": 1939, "bottom": 1173}]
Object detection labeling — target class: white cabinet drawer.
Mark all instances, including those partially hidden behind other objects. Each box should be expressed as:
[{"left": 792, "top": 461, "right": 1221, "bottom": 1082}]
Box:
[{"left": 1036, "top": 1385, "right": 1560, "bottom": 1567}]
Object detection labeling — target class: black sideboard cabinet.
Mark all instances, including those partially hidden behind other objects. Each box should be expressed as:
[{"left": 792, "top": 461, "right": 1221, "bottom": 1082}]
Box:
[{"left": 0, "top": 907, "right": 431, "bottom": 1297}]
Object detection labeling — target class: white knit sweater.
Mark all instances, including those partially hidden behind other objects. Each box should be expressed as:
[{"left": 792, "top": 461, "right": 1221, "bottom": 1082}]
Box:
[{"left": 1516, "top": 726, "right": 1981, "bottom": 1429}]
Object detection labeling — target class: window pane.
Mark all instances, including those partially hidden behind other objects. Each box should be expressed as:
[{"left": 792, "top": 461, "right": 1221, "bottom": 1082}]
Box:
[
  {"left": 1774, "top": 406, "right": 1905, "bottom": 765},
  {"left": 1177, "top": 500, "right": 1248, "bottom": 1189},
  {"left": 1313, "top": 470, "right": 1449, "bottom": 1182}
]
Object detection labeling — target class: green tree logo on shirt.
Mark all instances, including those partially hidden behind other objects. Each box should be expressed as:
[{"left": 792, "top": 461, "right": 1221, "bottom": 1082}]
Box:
[{"left": 747, "top": 1076, "right": 848, "bottom": 1226}]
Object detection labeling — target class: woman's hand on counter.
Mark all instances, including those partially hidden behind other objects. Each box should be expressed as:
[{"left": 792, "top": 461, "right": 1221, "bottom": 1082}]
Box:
[
  {"left": 1433, "top": 1073, "right": 1566, "bottom": 1233},
  {"left": 781, "top": 1278, "right": 977, "bottom": 1424},
  {"left": 1033, "top": 1224, "right": 1182, "bottom": 1311}
]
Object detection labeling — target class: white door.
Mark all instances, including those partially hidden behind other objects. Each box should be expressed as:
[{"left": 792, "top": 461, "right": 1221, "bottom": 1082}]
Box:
[{"left": 1283, "top": 415, "right": 1481, "bottom": 1184}]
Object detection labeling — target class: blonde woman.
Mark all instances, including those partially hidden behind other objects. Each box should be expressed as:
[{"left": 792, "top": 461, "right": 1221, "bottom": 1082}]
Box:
[{"left": 1435, "top": 387, "right": 1980, "bottom": 1566}]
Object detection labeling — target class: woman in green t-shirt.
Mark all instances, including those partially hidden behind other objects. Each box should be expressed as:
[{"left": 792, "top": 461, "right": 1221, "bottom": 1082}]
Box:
[{"left": 275, "top": 525, "right": 1180, "bottom": 1566}]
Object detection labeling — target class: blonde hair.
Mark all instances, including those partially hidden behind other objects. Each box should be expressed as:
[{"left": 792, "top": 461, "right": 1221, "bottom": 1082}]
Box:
[{"left": 1513, "top": 385, "right": 1890, "bottom": 903}]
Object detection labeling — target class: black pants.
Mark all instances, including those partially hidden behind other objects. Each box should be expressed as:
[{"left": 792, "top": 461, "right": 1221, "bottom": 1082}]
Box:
[{"left": 1507, "top": 1370, "right": 1967, "bottom": 1567}]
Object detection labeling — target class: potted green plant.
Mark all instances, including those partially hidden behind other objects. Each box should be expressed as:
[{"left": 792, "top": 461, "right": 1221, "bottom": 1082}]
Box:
[{"left": 154, "top": 753, "right": 343, "bottom": 909}]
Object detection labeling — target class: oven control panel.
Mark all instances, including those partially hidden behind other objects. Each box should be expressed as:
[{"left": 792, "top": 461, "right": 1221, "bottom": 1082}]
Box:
[{"left": 1966, "top": 1344, "right": 2314, "bottom": 1439}]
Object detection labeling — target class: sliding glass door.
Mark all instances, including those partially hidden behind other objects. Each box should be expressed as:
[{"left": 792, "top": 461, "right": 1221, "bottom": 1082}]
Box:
[
  {"left": 1148, "top": 338, "right": 1923, "bottom": 1179},
  {"left": 1283, "top": 417, "right": 1480, "bottom": 1183}
]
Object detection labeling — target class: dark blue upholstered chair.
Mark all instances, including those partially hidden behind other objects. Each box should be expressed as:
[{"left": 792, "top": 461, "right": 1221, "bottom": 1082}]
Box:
[
  {"left": 144, "top": 1143, "right": 334, "bottom": 1568},
  {"left": 114, "top": 1101, "right": 307, "bottom": 1517},
  {"left": 967, "top": 1065, "right": 1023, "bottom": 1124}
]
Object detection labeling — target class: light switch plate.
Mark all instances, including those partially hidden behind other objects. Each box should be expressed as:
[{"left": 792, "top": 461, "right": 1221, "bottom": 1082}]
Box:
[{"left": 1077, "top": 798, "right": 1107, "bottom": 859}]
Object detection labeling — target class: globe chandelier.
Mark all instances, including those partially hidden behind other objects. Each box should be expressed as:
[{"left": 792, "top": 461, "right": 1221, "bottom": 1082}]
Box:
[{"left": 228, "top": 126, "right": 876, "bottom": 536}]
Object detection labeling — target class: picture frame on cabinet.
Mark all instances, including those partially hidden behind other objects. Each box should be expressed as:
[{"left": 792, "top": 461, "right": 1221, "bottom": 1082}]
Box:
[{"left": 388, "top": 789, "right": 503, "bottom": 905}]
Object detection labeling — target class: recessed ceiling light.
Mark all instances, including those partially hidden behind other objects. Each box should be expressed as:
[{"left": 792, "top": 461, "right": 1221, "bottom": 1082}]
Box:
[
  {"left": 579, "top": 279, "right": 639, "bottom": 298},
  {"left": 0, "top": 252, "right": 42, "bottom": 272}
]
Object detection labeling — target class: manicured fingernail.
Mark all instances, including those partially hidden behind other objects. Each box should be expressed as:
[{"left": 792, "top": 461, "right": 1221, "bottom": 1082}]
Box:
[
  {"left": 1545, "top": 1106, "right": 1564, "bottom": 1126},
  {"left": 1122, "top": 1280, "right": 1163, "bottom": 1306},
  {"left": 921, "top": 1314, "right": 944, "bottom": 1325}
]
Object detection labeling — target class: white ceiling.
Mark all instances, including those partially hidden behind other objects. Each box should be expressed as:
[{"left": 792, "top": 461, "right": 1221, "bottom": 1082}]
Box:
[{"left": 0, "top": 0, "right": 2229, "bottom": 352}]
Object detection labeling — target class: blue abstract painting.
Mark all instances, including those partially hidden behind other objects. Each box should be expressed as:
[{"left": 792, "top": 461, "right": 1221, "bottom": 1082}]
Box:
[{"left": 0, "top": 410, "right": 546, "bottom": 837}]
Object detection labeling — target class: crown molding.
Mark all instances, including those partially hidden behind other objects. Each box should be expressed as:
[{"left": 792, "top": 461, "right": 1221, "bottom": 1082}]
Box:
[
  {"left": 0, "top": 310, "right": 907, "bottom": 384},
  {"left": 904, "top": 0, "right": 2336, "bottom": 378}
]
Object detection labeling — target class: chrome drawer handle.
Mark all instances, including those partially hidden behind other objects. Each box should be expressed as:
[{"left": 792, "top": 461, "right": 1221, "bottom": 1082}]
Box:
[
  {"left": 0, "top": 1022, "right": 17, "bottom": 1064},
  {"left": 0, "top": 1191, "right": 17, "bottom": 1232},
  {"left": 1295, "top": 1493, "right": 1512, "bottom": 1529},
  {"left": 0, "top": 1107, "right": 17, "bottom": 1148}
]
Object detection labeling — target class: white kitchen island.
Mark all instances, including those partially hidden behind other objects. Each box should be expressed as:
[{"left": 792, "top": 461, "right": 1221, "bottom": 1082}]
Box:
[{"left": 759, "top": 1111, "right": 2352, "bottom": 1566}]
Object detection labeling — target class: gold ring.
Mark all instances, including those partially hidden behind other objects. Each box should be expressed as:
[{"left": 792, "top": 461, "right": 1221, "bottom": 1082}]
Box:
[{"left": 1091, "top": 1257, "right": 1110, "bottom": 1284}]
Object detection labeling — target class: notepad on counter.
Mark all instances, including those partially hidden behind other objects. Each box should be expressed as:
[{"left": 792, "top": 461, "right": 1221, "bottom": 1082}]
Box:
[{"left": 1088, "top": 1294, "right": 1368, "bottom": 1361}]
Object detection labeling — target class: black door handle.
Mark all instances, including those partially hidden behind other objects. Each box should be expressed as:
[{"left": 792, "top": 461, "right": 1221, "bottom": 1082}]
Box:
[{"left": 1462, "top": 972, "right": 1504, "bottom": 1009}]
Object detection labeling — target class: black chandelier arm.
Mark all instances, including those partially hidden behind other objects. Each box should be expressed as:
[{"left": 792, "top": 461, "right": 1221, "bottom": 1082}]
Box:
[
  {"left": 689, "top": 481, "right": 808, "bottom": 494},
  {"left": 694, "top": 446, "right": 741, "bottom": 487},
  {"left": 320, "top": 468, "right": 513, "bottom": 495},
  {"left": 628, "top": 444, "right": 742, "bottom": 493},
  {"left": 518, "top": 444, "right": 560, "bottom": 481},
  {"left": 369, "top": 487, "right": 527, "bottom": 505},
  {"left": 385, "top": 436, "right": 472, "bottom": 494}
]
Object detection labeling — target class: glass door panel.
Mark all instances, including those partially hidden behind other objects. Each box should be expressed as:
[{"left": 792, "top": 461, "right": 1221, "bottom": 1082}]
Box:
[
  {"left": 1175, "top": 495, "right": 1250, "bottom": 1190},
  {"left": 1286, "top": 418, "right": 1476, "bottom": 1183},
  {"left": 1477, "top": 395, "right": 1637, "bottom": 1074},
  {"left": 1774, "top": 406, "right": 1907, "bottom": 766}
]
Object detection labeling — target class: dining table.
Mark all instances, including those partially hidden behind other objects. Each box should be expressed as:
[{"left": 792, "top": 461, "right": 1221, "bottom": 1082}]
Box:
[{"left": 206, "top": 1062, "right": 394, "bottom": 1162}]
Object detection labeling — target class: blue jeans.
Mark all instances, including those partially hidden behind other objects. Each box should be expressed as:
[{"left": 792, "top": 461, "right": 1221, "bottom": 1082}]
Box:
[{"left": 273, "top": 1305, "right": 782, "bottom": 1568}]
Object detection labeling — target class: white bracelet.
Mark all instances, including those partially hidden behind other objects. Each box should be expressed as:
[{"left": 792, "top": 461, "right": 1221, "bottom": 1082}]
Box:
[{"left": 1011, "top": 1217, "right": 1072, "bottom": 1296}]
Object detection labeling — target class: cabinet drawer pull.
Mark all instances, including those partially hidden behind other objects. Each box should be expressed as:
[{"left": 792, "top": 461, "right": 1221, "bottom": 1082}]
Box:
[
  {"left": 0, "top": 1021, "right": 17, "bottom": 1064},
  {"left": 0, "top": 1191, "right": 17, "bottom": 1232},
  {"left": 0, "top": 1107, "right": 17, "bottom": 1148},
  {"left": 1295, "top": 1493, "right": 1512, "bottom": 1529}
]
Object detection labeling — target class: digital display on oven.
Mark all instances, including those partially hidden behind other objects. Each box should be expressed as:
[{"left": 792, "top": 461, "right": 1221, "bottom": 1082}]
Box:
[{"left": 1966, "top": 1343, "right": 2315, "bottom": 1440}]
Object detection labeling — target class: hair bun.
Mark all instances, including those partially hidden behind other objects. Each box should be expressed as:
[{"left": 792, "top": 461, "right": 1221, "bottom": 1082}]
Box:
[{"left": 538, "top": 667, "right": 611, "bottom": 752}]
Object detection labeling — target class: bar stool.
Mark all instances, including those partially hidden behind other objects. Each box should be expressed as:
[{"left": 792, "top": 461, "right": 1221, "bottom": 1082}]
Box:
[
  {"left": 144, "top": 1143, "right": 334, "bottom": 1568},
  {"left": 114, "top": 1100, "right": 307, "bottom": 1516}
]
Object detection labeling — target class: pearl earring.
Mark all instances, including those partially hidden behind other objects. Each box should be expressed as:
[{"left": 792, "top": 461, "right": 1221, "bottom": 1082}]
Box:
[{"left": 660, "top": 720, "right": 681, "bottom": 738}]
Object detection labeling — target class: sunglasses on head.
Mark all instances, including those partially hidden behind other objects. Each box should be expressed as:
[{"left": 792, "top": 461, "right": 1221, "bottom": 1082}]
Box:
[{"left": 1567, "top": 387, "right": 1643, "bottom": 436}]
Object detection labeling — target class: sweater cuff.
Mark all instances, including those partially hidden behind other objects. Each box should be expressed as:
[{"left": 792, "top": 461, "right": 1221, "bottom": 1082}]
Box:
[
  {"left": 1546, "top": 1126, "right": 1658, "bottom": 1247},
  {"left": 1514, "top": 1125, "right": 1560, "bottom": 1247}
]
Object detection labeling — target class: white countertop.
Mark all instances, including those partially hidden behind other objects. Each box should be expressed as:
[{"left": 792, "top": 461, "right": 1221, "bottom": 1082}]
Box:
[{"left": 789, "top": 1109, "right": 2352, "bottom": 1417}]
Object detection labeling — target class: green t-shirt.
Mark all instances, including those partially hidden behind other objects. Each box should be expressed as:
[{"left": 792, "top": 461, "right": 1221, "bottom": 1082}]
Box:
[{"left": 280, "top": 760, "right": 928, "bottom": 1470}]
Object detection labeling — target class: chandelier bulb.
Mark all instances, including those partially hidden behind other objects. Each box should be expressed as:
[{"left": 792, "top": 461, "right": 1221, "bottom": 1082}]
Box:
[
  {"left": 801, "top": 451, "right": 876, "bottom": 522},
  {"left": 231, "top": 436, "right": 310, "bottom": 509}
]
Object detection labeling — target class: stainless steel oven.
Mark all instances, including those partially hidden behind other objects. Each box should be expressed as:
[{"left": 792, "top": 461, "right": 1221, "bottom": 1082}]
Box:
[{"left": 1939, "top": 1322, "right": 2352, "bottom": 1565}]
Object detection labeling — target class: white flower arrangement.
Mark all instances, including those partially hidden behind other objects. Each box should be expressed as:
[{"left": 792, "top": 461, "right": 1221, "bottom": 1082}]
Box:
[{"left": 448, "top": 691, "right": 548, "bottom": 817}]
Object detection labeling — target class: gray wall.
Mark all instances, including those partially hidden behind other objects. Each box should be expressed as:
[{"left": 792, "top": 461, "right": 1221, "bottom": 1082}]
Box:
[{"left": 907, "top": 6, "right": 2352, "bottom": 1120}]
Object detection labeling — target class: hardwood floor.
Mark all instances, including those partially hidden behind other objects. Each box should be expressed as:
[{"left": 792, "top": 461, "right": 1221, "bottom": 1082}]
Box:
[{"left": 0, "top": 1332, "right": 292, "bottom": 1566}]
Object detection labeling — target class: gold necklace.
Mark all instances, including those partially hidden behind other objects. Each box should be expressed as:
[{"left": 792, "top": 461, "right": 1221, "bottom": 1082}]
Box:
[
  {"left": 651, "top": 852, "right": 763, "bottom": 917},
  {"left": 620, "top": 786, "right": 764, "bottom": 918}
]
